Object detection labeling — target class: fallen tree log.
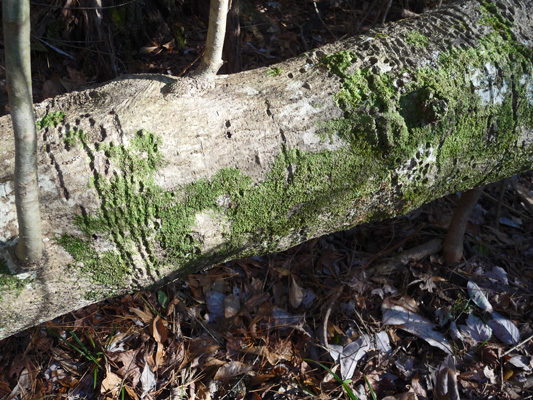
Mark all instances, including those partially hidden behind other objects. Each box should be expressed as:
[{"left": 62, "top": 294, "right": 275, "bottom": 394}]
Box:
[{"left": 0, "top": 0, "right": 532, "bottom": 340}]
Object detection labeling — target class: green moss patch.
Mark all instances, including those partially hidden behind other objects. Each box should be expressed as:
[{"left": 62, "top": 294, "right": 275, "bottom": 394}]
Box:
[
  {"left": 36, "top": 111, "right": 65, "bottom": 130},
  {"left": 266, "top": 67, "right": 284, "bottom": 77},
  {"left": 0, "top": 256, "right": 27, "bottom": 301},
  {"left": 404, "top": 31, "right": 429, "bottom": 48},
  {"left": 58, "top": 127, "right": 385, "bottom": 286}
]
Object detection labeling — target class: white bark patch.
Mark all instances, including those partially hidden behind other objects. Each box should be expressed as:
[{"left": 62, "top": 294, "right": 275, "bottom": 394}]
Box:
[
  {"left": 284, "top": 79, "right": 306, "bottom": 97},
  {"left": 38, "top": 174, "right": 56, "bottom": 193},
  {"left": 277, "top": 99, "right": 320, "bottom": 120},
  {"left": 191, "top": 211, "right": 229, "bottom": 253},
  {"left": 395, "top": 145, "right": 438, "bottom": 185},
  {"left": 469, "top": 63, "right": 509, "bottom": 106},
  {"left": 520, "top": 74, "right": 533, "bottom": 105},
  {"left": 239, "top": 86, "right": 260, "bottom": 96},
  {"left": 375, "top": 60, "right": 393, "bottom": 73},
  {"left": 0, "top": 182, "right": 16, "bottom": 241}
]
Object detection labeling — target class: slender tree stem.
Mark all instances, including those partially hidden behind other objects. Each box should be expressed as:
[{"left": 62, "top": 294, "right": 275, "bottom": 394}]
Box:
[
  {"left": 195, "top": 0, "right": 230, "bottom": 78},
  {"left": 442, "top": 187, "right": 483, "bottom": 264},
  {"left": 3, "top": 0, "right": 43, "bottom": 263}
]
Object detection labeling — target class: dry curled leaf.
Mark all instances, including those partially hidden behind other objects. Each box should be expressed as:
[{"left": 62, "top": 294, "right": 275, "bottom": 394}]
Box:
[
  {"left": 435, "top": 355, "right": 459, "bottom": 400},
  {"left": 101, "top": 369, "right": 122, "bottom": 396},
  {"left": 151, "top": 315, "right": 167, "bottom": 344},
  {"left": 290, "top": 275, "right": 305, "bottom": 309}
]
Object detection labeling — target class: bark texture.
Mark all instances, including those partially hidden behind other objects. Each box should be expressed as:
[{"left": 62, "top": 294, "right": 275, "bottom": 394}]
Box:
[{"left": 0, "top": 0, "right": 532, "bottom": 339}]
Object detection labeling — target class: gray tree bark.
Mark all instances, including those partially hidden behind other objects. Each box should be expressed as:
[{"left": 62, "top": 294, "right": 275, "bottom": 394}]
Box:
[
  {"left": 3, "top": 0, "right": 43, "bottom": 263},
  {"left": 0, "top": 0, "right": 532, "bottom": 339}
]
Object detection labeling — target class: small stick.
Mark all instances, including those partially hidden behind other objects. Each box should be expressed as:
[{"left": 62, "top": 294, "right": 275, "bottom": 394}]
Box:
[{"left": 503, "top": 332, "right": 533, "bottom": 356}]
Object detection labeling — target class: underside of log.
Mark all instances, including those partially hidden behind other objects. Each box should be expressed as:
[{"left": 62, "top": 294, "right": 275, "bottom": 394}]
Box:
[{"left": 0, "top": 0, "right": 532, "bottom": 339}]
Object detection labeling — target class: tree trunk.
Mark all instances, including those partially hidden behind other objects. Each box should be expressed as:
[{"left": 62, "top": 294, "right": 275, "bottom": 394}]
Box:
[
  {"left": 442, "top": 187, "right": 484, "bottom": 264},
  {"left": 3, "top": 0, "right": 43, "bottom": 263},
  {"left": 221, "top": 0, "right": 241, "bottom": 74},
  {"left": 0, "top": 0, "right": 532, "bottom": 339},
  {"left": 195, "top": 0, "right": 230, "bottom": 79}
]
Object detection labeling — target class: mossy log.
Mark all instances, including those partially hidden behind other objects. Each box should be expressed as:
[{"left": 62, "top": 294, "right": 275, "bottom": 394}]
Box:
[{"left": 1, "top": 0, "right": 532, "bottom": 340}]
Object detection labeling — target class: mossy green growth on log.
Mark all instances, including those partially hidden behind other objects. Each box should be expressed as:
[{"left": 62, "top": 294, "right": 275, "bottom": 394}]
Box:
[
  {"left": 404, "top": 31, "right": 429, "bottom": 48},
  {"left": 56, "top": 0, "right": 533, "bottom": 287},
  {"left": 320, "top": 1, "right": 533, "bottom": 205},
  {"left": 36, "top": 111, "right": 65, "bottom": 130},
  {"left": 0, "top": 256, "right": 27, "bottom": 301},
  {"left": 58, "top": 128, "right": 382, "bottom": 287}
]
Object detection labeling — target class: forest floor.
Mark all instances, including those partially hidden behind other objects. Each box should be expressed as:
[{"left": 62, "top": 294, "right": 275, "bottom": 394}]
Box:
[{"left": 1, "top": 0, "right": 533, "bottom": 399}]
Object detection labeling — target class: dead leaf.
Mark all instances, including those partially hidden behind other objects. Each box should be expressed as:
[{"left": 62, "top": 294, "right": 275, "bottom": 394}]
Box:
[
  {"left": 206, "top": 290, "right": 225, "bottom": 321},
  {"left": 166, "top": 298, "right": 181, "bottom": 316},
  {"left": 290, "top": 275, "right": 305, "bottom": 309},
  {"left": 214, "top": 361, "right": 253, "bottom": 380},
  {"left": 382, "top": 298, "right": 452, "bottom": 354},
  {"left": 101, "top": 369, "right": 122, "bottom": 396},
  {"left": 435, "top": 355, "right": 459, "bottom": 400},
  {"left": 6, "top": 367, "right": 32, "bottom": 400},
  {"left": 151, "top": 315, "right": 167, "bottom": 344},
  {"left": 139, "top": 45, "right": 161, "bottom": 55},
  {"left": 110, "top": 350, "right": 142, "bottom": 388},
  {"left": 507, "top": 355, "right": 532, "bottom": 372},
  {"left": 411, "top": 373, "right": 427, "bottom": 398},
  {"left": 223, "top": 294, "right": 240, "bottom": 318},
  {"left": 131, "top": 308, "right": 153, "bottom": 324},
  {"left": 339, "top": 335, "right": 371, "bottom": 380},
  {"left": 140, "top": 363, "right": 156, "bottom": 396},
  {"left": 162, "top": 39, "right": 176, "bottom": 51},
  {"left": 488, "top": 312, "right": 520, "bottom": 345},
  {"left": 467, "top": 281, "right": 493, "bottom": 312},
  {"left": 389, "top": 295, "right": 420, "bottom": 313},
  {"left": 155, "top": 342, "right": 165, "bottom": 370},
  {"left": 124, "top": 385, "right": 140, "bottom": 400},
  {"left": 460, "top": 313, "right": 492, "bottom": 343}
]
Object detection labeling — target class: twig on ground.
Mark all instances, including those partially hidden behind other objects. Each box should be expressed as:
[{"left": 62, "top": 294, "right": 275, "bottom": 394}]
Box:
[
  {"left": 503, "top": 332, "right": 533, "bottom": 356},
  {"left": 319, "top": 286, "right": 345, "bottom": 350},
  {"left": 511, "top": 180, "right": 533, "bottom": 216},
  {"left": 363, "top": 238, "right": 443, "bottom": 278}
]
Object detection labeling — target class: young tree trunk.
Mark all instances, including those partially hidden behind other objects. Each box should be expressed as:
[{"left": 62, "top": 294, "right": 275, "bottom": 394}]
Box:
[
  {"left": 442, "top": 187, "right": 484, "bottom": 264},
  {"left": 0, "top": 0, "right": 532, "bottom": 339},
  {"left": 194, "top": 0, "right": 231, "bottom": 79},
  {"left": 221, "top": 0, "right": 241, "bottom": 74},
  {"left": 3, "top": 0, "right": 43, "bottom": 263}
]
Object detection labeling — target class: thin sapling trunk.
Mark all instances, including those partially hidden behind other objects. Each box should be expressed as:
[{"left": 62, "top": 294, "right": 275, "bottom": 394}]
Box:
[
  {"left": 164, "top": 0, "right": 230, "bottom": 95},
  {"left": 442, "top": 187, "right": 484, "bottom": 264},
  {"left": 3, "top": 0, "right": 43, "bottom": 263},
  {"left": 194, "top": 0, "right": 231, "bottom": 80}
]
